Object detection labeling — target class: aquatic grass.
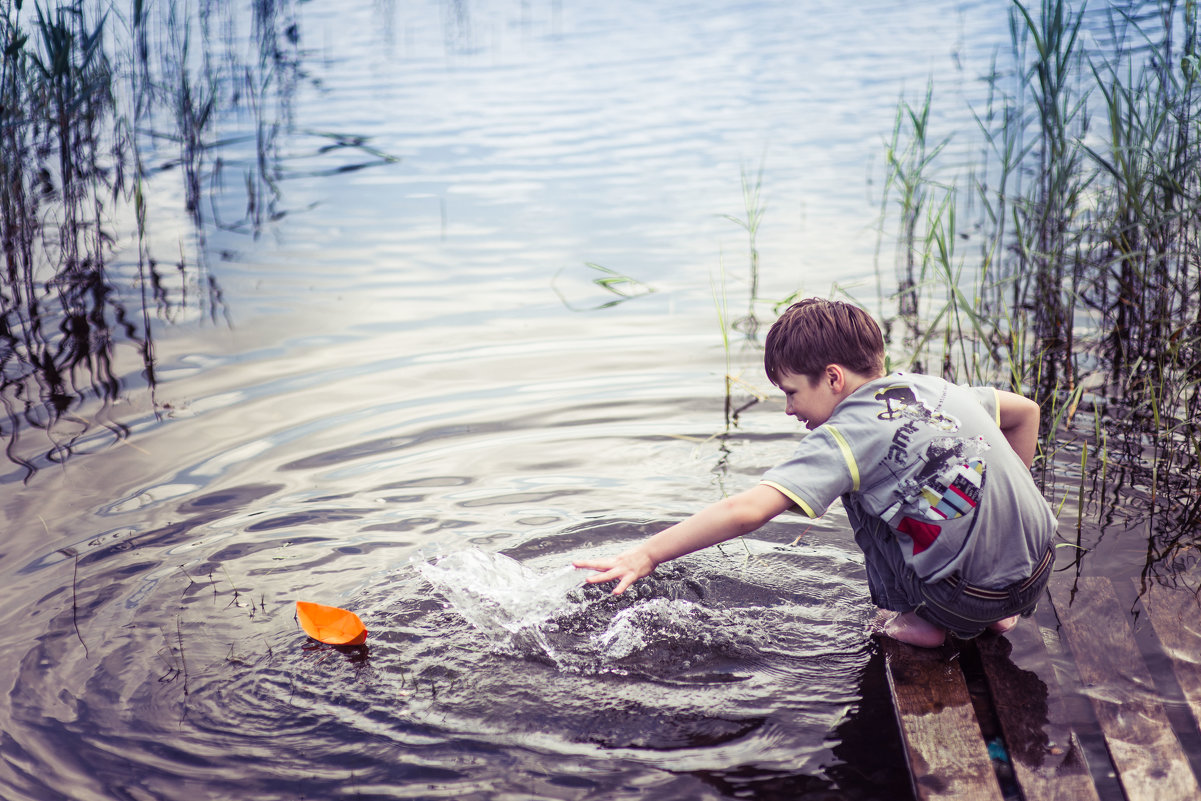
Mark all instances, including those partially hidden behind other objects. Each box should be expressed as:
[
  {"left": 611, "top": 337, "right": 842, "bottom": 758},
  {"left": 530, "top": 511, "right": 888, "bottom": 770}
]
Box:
[
  {"left": 551, "top": 262, "right": 656, "bottom": 311},
  {"left": 1075, "top": 2, "right": 1201, "bottom": 552},
  {"left": 0, "top": 0, "right": 137, "bottom": 477},
  {"left": 721, "top": 158, "right": 767, "bottom": 336},
  {"left": 877, "top": 79, "right": 953, "bottom": 365},
  {"left": 706, "top": 253, "right": 742, "bottom": 493},
  {"left": 864, "top": 1, "right": 1201, "bottom": 569},
  {"left": 712, "top": 251, "right": 735, "bottom": 433},
  {"left": 703, "top": 208, "right": 776, "bottom": 500},
  {"left": 709, "top": 252, "right": 768, "bottom": 435},
  {"left": 878, "top": 0, "right": 1201, "bottom": 566},
  {"left": 710, "top": 159, "right": 787, "bottom": 447},
  {"left": 879, "top": 0, "right": 1091, "bottom": 399}
]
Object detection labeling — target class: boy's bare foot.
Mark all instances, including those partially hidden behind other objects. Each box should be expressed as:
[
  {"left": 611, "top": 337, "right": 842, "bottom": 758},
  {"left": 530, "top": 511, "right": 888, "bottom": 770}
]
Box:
[
  {"left": 872, "top": 608, "right": 898, "bottom": 631},
  {"left": 988, "top": 615, "right": 1020, "bottom": 634},
  {"left": 883, "top": 611, "right": 946, "bottom": 648}
]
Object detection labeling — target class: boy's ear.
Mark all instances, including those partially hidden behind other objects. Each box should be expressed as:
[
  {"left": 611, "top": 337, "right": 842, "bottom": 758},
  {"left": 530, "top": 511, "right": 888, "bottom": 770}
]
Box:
[{"left": 824, "top": 364, "right": 845, "bottom": 390}]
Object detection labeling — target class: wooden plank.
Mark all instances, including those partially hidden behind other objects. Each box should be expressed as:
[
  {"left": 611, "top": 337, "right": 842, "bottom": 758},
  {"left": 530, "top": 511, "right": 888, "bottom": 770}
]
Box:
[
  {"left": 976, "top": 624, "right": 1101, "bottom": 801},
  {"left": 1138, "top": 576, "right": 1201, "bottom": 736},
  {"left": 1051, "top": 575, "right": 1201, "bottom": 801},
  {"left": 881, "top": 637, "right": 1004, "bottom": 801}
]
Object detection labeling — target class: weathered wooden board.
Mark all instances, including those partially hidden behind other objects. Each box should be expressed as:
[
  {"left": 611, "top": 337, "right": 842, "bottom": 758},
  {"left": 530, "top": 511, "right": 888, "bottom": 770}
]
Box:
[
  {"left": 976, "top": 623, "right": 1100, "bottom": 801},
  {"left": 1138, "top": 576, "right": 1201, "bottom": 737},
  {"left": 881, "top": 637, "right": 1004, "bottom": 801},
  {"left": 1051, "top": 575, "right": 1201, "bottom": 801}
]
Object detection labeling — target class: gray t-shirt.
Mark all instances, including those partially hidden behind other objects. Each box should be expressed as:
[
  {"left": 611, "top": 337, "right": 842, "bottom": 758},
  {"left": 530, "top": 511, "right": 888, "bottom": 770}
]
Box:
[{"left": 761, "top": 373, "right": 1056, "bottom": 587}]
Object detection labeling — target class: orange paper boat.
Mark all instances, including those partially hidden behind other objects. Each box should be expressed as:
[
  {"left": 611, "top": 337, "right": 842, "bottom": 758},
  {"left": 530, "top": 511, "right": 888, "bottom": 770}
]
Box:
[{"left": 296, "top": 600, "right": 367, "bottom": 645}]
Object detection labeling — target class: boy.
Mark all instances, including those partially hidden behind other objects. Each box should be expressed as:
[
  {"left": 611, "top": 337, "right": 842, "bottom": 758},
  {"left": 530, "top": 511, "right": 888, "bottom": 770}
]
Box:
[{"left": 574, "top": 298, "right": 1056, "bottom": 648}]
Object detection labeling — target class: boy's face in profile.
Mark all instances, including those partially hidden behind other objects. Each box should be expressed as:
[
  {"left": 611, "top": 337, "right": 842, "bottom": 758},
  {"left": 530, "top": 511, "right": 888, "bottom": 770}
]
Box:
[{"left": 777, "top": 370, "right": 840, "bottom": 430}]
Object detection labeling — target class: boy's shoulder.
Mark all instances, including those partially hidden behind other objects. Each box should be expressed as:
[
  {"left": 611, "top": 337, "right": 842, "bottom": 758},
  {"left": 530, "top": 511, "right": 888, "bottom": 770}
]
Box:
[
  {"left": 861, "top": 371, "right": 991, "bottom": 401},
  {"left": 835, "top": 372, "right": 997, "bottom": 429}
]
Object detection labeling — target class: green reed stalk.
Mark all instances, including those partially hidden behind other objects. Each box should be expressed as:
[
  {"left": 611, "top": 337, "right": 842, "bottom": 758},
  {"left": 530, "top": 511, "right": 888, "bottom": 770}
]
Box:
[
  {"left": 1011, "top": 0, "right": 1090, "bottom": 404},
  {"left": 879, "top": 81, "right": 953, "bottom": 369},
  {"left": 721, "top": 159, "right": 766, "bottom": 336},
  {"left": 712, "top": 252, "right": 735, "bottom": 433}
]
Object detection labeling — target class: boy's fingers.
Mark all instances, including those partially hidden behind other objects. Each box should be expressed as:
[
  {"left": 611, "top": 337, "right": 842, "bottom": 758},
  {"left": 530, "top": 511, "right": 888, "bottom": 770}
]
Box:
[
  {"left": 571, "top": 559, "right": 643, "bottom": 593},
  {"left": 577, "top": 565, "right": 622, "bottom": 584}
]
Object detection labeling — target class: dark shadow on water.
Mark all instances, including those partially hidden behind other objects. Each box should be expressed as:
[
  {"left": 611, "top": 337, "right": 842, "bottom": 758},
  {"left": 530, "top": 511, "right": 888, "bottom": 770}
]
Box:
[
  {"left": 688, "top": 647, "right": 914, "bottom": 801},
  {"left": 823, "top": 646, "right": 915, "bottom": 800}
]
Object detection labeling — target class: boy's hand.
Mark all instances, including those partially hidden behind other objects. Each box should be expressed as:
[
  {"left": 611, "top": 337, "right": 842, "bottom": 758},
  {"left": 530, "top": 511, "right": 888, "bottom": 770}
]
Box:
[
  {"left": 570, "top": 485, "right": 793, "bottom": 596},
  {"left": 573, "top": 549, "right": 656, "bottom": 595}
]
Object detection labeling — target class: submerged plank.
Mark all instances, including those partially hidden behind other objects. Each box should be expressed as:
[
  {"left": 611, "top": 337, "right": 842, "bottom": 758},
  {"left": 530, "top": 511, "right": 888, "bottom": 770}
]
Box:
[
  {"left": 1139, "top": 576, "right": 1201, "bottom": 736},
  {"left": 1051, "top": 575, "right": 1201, "bottom": 801},
  {"left": 976, "top": 624, "right": 1100, "bottom": 801},
  {"left": 881, "top": 637, "right": 1004, "bottom": 801}
]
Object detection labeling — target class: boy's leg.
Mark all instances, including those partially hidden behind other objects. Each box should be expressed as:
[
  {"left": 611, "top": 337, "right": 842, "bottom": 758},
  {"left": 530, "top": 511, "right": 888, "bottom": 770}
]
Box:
[
  {"left": 845, "top": 497, "right": 947, "bottom": 648},
  {"left": 914, "top": 545, "right": 1054, "bottom": 639},
  {"left": 846, "top": 500, "right": 911, "bottom": 612}
]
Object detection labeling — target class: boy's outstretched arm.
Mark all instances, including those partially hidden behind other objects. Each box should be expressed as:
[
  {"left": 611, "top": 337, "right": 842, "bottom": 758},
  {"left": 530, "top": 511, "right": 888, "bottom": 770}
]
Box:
[
  {"left": 996, "top": 390, "right": 1040, "bottom": 468},
  {"left": 572, "top": 484, "right": 794, "bottom": 595}
]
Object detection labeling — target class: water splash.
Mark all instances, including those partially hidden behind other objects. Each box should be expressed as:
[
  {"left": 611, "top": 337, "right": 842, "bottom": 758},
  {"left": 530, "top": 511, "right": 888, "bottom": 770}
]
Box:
[
  {"left": 418, "top": 548, "right": 759, "bottom": 676},
  {"left": 417, "top": 548, "right": 586, "bottom": 636}
]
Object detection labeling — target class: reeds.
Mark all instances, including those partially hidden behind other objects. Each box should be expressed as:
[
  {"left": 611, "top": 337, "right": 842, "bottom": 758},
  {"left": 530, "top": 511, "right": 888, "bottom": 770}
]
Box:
[
  {"left": 722, "top": 159, "right": 768, "bottom": 337},
  {"left": 878, "top": 0, "right": 1201, "bottom": 566}
]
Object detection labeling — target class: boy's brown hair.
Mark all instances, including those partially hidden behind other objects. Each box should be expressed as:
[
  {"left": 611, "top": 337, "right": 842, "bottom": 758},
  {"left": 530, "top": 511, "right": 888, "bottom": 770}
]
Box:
[{"left": 763, "top": 298, "right": 886, "bottom": 384}]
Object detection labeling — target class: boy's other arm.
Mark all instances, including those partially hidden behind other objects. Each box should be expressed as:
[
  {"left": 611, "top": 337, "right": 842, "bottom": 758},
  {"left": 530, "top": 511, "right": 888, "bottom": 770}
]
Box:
[
  {"left": 996, "top": 390, "right": 1040, "bottom": 468},
  {"left": 572, "top": 484, "right": 795, "bottom": 595}
]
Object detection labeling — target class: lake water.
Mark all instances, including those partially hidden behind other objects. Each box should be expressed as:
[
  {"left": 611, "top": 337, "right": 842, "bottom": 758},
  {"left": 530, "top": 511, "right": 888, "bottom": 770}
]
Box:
[{"left": 0, "top": 1, "right": 1176, "bottom": 799}]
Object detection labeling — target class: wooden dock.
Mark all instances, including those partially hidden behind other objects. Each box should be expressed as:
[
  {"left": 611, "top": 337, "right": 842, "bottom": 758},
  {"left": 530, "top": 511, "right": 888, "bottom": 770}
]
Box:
[{"left": 882, "top": 565, "right": 1201, "bottom": 801}]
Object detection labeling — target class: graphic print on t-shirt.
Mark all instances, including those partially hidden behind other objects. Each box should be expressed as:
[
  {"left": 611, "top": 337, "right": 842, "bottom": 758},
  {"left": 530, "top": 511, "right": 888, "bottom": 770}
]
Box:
[
  {"left": 874, "top": 384, "right": 960, "bottom": 432},
  {"left": 873, "top": 383, "right": 991, "bottom": 555},
  {"left": 916, "top": 458, "right": 985, "bottom": 520}
]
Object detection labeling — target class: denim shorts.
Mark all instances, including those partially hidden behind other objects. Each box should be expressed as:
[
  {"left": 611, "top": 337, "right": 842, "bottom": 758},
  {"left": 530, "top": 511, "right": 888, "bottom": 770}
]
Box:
[{"left": 846, "top": 497, "right": 1052, "bottom": 639}]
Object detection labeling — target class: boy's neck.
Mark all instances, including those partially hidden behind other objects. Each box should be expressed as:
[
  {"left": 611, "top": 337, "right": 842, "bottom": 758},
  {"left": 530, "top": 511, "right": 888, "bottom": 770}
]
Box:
[{"left": 832, "top": 367, "right": 882, "bottom": 403}]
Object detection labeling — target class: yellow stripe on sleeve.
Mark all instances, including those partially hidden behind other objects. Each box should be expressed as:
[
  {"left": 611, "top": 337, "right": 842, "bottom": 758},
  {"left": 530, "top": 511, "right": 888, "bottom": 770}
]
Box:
[
  {"left": 759, "top": 481, "right": 818, "bottom": 518},
  {"left": 991, "top": 387, "right": 1001, "bottom": 427},
  {"left": 825, "top": 425, "right": 860, "bottom": 491}
]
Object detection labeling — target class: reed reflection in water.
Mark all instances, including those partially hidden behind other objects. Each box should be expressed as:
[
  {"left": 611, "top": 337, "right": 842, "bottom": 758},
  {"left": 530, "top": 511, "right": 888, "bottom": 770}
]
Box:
[{"left": 0, "top": 0, "right": 397, "bottom": 480}]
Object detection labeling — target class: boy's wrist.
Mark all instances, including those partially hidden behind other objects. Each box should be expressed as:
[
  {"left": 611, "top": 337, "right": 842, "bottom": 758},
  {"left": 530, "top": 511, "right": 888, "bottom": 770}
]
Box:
[{"left": 627, "top": 544, "right": 660, "bottom": 572}]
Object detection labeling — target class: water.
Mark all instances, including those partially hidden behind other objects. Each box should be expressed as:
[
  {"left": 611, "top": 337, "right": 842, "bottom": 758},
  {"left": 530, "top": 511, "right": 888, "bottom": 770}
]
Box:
[
  {"left": 8, "top": 531, "right": 878, "bottom": 799},
  {"left": 418, "top": 544, "right": 866, "bottom": 677},
  {"left": 0, "top": 1, "right": 1179, "bottom": 799}
]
